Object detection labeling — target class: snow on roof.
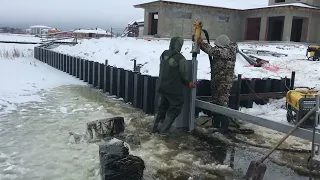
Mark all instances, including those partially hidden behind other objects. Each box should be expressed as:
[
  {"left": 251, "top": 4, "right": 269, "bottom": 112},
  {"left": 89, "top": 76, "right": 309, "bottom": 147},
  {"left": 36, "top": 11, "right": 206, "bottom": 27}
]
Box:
[
  {"left": 246, "top": 2, "right": 320, "bottom": 10},
  {"left": 128, "top": 18, "right": 144, "bottom": 25},
  {"left": 73, "top": 28, "right": 113, "bottom": 35},
  {"left": 42, "top": 28, "right": 57, "bottom": 32},
  {"left": 136, "top": 18, "right": 144, "bottom": 23},
  {"left": 29, "top": 25, "right": 52, "bottom": 29},
  {"left": 136, "top": 0, "right": 320, "bottom": 10},
  {"left": 136, "top": 0, "right": 268, "bottom": 10},
  {"left": 128, "top": 20, "right": 135, "bottom": 25}
]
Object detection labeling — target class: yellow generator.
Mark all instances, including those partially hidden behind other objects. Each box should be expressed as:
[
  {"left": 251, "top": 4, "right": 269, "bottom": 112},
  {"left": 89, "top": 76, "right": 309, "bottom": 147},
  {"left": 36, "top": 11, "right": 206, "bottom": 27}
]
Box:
[
  {"left": 286, "top": 88, "right": 318, "bottom": 128},
  {"left": 306, "top": 45, "right": 320, "bottom": 61}
]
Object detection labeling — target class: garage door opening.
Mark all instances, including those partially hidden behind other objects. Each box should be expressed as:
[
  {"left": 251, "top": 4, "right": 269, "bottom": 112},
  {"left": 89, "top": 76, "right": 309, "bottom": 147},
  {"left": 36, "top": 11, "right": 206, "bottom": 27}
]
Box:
[
  {"left": 245, "top": 17, "right": 261, "bottom": 40},
  {"left": 148, "top": 12, "right": 158, "bottom": 35},
  {"left": 266, "top": 16, "right": 285, "bottom": 41},
  {"left": 290, "top": 17, "right": 308, "bottom": 42}
]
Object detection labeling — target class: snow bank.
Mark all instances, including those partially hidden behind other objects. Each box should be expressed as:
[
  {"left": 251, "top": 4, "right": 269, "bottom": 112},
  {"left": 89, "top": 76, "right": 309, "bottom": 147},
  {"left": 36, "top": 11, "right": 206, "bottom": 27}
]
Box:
[
  {"left": 0, "top": 45, "right": 85, "bottom": 116},
  {"left": 241, "top": 98, "right": 287, "bottom": 123},
  {"left": 240, "top": 43, "right": 320, "bottom": 89},
  {"left": 52, "top": 37, "right": 316, "bottom": 84},
  {"left": 0, "top": 43, "right": 36, "bottom": 58},
  {"left": 0, "top": 33, "right": 41, "bottom": 43}
]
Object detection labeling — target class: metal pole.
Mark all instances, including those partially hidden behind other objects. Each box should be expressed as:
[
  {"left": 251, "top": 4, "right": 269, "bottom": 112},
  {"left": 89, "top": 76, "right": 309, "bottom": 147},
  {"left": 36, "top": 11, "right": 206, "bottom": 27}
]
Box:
[
  {"left": 310, "top": 95, "right": 319, "bottom": 173},
  {"left": 235, "top": 74, "right": 242, "bottom": 110},
  {"left": 188, "top": 19, "right": 201, "bottom": 132},
  {"left": 312, "top": 95, "right": 320, "bottom": 152},
  {"left": 290, "top": 71, "right": 296, "bottom": 90},
  {"left": 133, "top": 59, "right": 137, "bottom": 72},
  {"left": 189, "top": 57, "right": 197, "bottom": 132}
]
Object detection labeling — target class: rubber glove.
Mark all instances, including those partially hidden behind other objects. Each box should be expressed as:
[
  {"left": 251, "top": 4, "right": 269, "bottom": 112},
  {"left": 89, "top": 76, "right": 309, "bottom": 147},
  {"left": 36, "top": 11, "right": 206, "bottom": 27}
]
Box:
[{"left": 188, "top": 82, "right": 196, "bottom": 88}]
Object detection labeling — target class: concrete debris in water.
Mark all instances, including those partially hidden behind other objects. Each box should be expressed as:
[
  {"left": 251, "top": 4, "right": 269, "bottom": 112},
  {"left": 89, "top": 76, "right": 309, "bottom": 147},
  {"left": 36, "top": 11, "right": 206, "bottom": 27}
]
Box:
[
  {"left": 68, "top": 132, "right": 90, "bottom": 144},
  {"left": 99, "top": 138, "right": 145, "bottom": 180},
  {"left": 86, "top": 117, "right": 125, "bottom": 140}
]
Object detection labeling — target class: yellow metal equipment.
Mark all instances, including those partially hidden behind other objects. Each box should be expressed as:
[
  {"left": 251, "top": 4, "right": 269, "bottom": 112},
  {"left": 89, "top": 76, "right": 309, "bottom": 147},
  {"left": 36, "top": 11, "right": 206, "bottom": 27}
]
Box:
[
  {"left": 306, "top": 45, "right": 320, "bottom": 61},
  {"left": 190, "top": 19, "right": 203, "bottom": 55},
  {"left": 286, "top": 87, "right": 318, "bottom": 127}
]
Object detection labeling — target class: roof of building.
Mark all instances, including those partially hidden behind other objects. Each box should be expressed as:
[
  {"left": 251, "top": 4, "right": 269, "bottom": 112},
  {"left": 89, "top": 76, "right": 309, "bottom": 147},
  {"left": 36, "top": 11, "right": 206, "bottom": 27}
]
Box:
[
  {"left": 29, "top": 25, "right": 52, "bottom": 29},
  {"left": 42, "top": 28, "right": 59, "bottom": 32},
  {"left": 128, "top": 18, "right": 144, "bottom": 25},
  {"left": 134, "top": 0, "right": 320, "bottom": 10},
  {"left": 135, "top": 0, "right": 267, "bottom": 10},
  {"left": 246, "top": 2, "right": 320, "bottom": 10},
  {"left": 73, "top": 28, "right": 113, "bottom": 35}
]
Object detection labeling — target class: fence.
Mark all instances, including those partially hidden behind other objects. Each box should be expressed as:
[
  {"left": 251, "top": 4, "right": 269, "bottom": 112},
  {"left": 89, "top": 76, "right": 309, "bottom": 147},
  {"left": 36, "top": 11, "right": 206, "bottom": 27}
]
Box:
[{"left": 34, "top": 46, "right": 293, "bottom": 117}]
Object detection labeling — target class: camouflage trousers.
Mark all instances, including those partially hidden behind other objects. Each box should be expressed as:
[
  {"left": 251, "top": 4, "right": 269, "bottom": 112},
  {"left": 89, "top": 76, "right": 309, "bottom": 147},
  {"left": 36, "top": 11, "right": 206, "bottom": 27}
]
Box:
[
  {"left": 210, "top": 70, "right": 233, "bottom": 132},
  {"left": 211, "top": 71, "right": 234, "bottom": 106}
]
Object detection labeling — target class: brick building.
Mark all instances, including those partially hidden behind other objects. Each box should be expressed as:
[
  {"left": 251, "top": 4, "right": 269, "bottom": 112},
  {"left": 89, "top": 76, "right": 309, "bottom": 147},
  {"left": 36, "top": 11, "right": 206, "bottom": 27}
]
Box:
[{"left": 134, "top": 0, "right": 320, "bottom": 43}]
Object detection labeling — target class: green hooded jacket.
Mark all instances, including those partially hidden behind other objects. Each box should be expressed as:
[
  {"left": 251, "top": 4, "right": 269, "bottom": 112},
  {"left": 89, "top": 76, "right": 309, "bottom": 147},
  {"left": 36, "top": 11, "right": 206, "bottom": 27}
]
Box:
[{"left": 157, "top": 37, "right": 190, "bottom": 95}]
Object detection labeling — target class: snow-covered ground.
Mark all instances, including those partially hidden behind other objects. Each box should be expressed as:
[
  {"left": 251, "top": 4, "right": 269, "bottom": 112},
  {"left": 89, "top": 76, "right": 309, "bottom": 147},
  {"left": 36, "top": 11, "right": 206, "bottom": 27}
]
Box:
[
  {"left": 0, "top": 42, "right": 85, "bottom": 116},
  {"left": 0, "top": 33, "right": 75, "bottom": 44},
  {"left": 0, "top": 43, "right": 36, "bottom": 59},
  {"left": 52, "top": 37, "right": 316, "bottom": 85},
  {"left": 53, "top": 37, "right": 255, "bottom": 79},
  {"left": 0, "top": 33, "right": 315, "bottom": 180},
  {"left": 0, "top": 33, "right": 41, "bottom": 43}
]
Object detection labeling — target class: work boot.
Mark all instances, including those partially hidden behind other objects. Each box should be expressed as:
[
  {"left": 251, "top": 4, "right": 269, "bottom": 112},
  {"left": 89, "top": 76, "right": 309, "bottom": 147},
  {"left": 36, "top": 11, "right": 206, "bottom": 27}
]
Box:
[
  {"left": 151, "top": 114, "right": 162, "bottom": 133},
  {"left": 219, "top": 115, "right": 230, "bottom": 134},
  {"left": 212, "top": 113, "right": 221, "bottom": 128},
  {"left": 160, "top": 114, "right": 176, "bottom": 134}
]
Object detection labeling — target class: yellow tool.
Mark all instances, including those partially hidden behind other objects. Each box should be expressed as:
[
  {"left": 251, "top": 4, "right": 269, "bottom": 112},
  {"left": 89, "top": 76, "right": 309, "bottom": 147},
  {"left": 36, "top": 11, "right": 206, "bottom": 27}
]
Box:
[
  {"left": 306, "top": 45, "right": 320, "bottom": 61},
  {"left": 286, "top": 87, "right": 318, "bottom": 128},
  {"left": 190, "top": 19, "right": 203, "bottom": 55}
]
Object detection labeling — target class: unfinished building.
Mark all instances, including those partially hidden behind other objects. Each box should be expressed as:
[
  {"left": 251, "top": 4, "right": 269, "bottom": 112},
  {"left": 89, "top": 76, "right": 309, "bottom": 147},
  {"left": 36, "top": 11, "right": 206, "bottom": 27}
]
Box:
[{"left": 134, "top": 0, "right": 320, "bottom": 43}]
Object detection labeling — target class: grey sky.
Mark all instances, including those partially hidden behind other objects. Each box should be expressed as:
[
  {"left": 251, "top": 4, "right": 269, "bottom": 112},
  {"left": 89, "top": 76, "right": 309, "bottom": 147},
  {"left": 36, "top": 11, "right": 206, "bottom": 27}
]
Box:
[
  {"left": 0, "top": 0, "right": 145, "bottom": 31},
  {"left": 0, "top": 0, "right": 268, "bottom": 31}
]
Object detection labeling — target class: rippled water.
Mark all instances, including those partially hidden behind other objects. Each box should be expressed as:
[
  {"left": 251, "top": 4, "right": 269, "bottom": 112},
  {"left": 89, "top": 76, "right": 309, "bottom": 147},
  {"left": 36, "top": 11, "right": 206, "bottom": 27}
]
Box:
[{"left": 0, "top": 85, "right": 313, "bottom": 180}]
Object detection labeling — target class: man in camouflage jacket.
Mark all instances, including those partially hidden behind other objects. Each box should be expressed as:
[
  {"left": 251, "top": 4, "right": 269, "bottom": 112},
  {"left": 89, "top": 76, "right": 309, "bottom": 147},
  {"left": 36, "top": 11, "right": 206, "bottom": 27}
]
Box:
[
  {"left": 198, "top": 35, "right": 238, "bottom": 133},
  {"left": 152, "top": 36, "right": 196, "bottom": 135}
]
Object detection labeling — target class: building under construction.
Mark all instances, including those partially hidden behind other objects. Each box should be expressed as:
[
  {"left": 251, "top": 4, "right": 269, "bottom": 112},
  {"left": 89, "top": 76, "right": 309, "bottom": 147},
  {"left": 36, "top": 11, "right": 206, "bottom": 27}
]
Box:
[{"left": 134, "top": 0, "right": 320, "bottom": 43}]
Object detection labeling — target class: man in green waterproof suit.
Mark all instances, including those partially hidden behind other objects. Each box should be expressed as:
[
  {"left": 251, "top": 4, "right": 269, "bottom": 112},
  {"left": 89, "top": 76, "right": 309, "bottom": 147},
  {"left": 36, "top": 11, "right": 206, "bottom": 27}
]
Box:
[
  {"left": 198, "top": 35, "right": 238, "bottom": 134},
  {"left": 152, "top": 36, "right": 196, "bottom": 135}
]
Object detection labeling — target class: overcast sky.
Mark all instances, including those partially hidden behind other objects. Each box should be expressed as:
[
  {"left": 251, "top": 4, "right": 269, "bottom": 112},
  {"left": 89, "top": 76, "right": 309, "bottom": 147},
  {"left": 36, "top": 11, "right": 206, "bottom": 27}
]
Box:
[
  {"left": 0, "top": 0, "right": 145, "bottom": 31},
  {"left": 0, "top": 0, "right": 268, "bottom": 31}
]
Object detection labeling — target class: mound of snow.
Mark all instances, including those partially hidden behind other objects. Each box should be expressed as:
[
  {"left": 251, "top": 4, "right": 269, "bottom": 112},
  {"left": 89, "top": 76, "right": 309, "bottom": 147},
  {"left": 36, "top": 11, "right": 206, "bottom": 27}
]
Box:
[
  {"left": 0, "top": 33, "right": 41, "bottom": 43},
  {"left": 0, "top": 57, "right": 85, "bottom": 116},
  {"left": 52, "top": 37, "right": 316, "bottom": 83}
]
